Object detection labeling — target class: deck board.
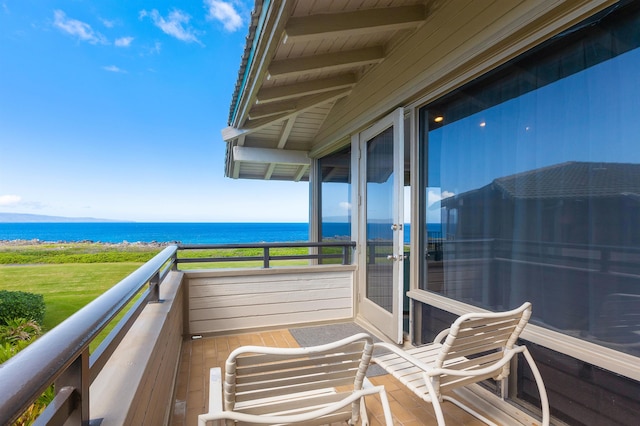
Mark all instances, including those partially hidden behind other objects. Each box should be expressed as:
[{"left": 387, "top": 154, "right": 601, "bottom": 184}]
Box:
[{"left": 170, "top": 327, "right": 492, "bottom": 425}]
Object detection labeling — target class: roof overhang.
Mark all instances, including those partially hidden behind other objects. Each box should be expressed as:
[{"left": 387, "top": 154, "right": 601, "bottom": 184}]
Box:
[
  {"left": 223, "top": 0, "right": 428, "bottom": 181},
  {"left": 222, "top": 0, "right": 616, "bottom": 182}
]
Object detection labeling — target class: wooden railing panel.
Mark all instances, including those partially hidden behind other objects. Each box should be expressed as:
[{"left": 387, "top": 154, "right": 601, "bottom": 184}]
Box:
[{"left": 186, "top": 266, "right": 356, "bottom": 335}]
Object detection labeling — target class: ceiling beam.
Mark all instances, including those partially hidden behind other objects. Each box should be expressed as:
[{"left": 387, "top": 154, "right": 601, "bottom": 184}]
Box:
[
  {"left": 264, "top": 163, "right": 276, "bottom": 180},
  {"left": 248, "top": 100, "right": 297, "bottom": 120},
  {"left": 283, "top": 5, "right": 426, "bottom": 43},
  {"left": 222, "top": 126, "right": 249, "bottom": 141},
  {"left": 268, "top": 47, "right": 384, "bottom": 80},
  {"left": 248, "top": 88, "right": 351, "bottom": 120},
  {"left": 257, "top": 74, "right": 357, "bottom": 104},
  {"left": 223, "top": 88, "right": 350, "bottom": 142},
  {"left": 293, "top": 165, "right": 309, "bottom": 182},
  {"left": 232, "top": 146, "right": 310, "bottom": 165},
  {"left": 277, "top": 115, "right": 296, "bottom": 149}
]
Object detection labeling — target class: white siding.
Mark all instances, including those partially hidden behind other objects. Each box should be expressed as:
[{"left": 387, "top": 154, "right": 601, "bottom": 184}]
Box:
[{"left": 186, "top": 265, "right": 356, "bottom": 334}]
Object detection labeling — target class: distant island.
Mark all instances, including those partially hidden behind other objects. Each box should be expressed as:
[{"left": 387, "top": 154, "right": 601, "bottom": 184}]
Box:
[{"left": 0, "top": 212, "right": 128, "bottom": 223}]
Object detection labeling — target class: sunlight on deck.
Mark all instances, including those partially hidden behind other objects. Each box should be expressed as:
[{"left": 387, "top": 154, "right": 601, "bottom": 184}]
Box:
[{"left": 171, "top": 327, "right": 488, "bottom": 426}]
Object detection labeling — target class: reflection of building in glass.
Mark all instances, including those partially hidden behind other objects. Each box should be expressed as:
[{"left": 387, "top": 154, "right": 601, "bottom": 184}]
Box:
[
  {"left": 435, "top": 161, "right": 640, "bottom": 355},
  {"left": 443, "top": 161, "right": 640, "bottom": 246}
]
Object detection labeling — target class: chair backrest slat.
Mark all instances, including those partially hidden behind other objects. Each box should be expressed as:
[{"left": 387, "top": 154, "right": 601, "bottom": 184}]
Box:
[
  {"left": 436, "top": 303, "right": 531, "bottom": 370},
  {"left": 236, "top": 360, "right": 361, "bottom": 385},
  {"left": 236, "top": 368, "right": 359, "bottom": 394},
  {"left": 455, "top": 318, "right": 520, "bottom": 338},
  {"left": 235, "top": 342, "right": 365, "bottom": 367},
  {"left": 236, "top": 351, "right": 363, "bottom": 376},
  {"left": 439, "top": 371, "right": 498, "bottom": 390},
  {"left": 238, "top": 392, "right": 346, "bottom": 416},
  {"left": 223, "top": 333, "right": 374, "bottom": 414},
  {"left": 235, "top": 375, "right": 356, "bottom": 403},
  {"left": 441, "top": 352, "right": 504, "bottom": 372},
  {"left": 444, "top": 343, "right": 504, "bottom": 361}
]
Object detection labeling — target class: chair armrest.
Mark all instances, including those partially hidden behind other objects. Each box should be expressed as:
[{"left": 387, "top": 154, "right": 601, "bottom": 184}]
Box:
[
  {"left": 208, "top": 368, "right": 223, "bottom": 413},
  {"left": 433, "top": 328, "right": 450, "bottom": 343},
  {"left": 198, "top": 368, "right": 223, "bottom": 426}
]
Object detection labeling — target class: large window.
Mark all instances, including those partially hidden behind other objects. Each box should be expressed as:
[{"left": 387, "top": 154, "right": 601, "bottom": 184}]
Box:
[
  {"left": 318, "top": 146, "right": 352, "bottom": 262},
  {"left": 420, "top": 2, "right": 640, "bottom": 357}
]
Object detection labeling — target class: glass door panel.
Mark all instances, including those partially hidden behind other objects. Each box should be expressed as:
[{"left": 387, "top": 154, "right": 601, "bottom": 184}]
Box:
[
  {"left": 359, "top": 108, "right": 404, "bottom": 343},
  {"left": 366, "top": 127, "right": 395, "bottom": 312}
]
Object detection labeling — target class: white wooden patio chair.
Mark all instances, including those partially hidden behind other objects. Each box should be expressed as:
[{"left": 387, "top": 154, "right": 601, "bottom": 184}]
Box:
[
  {"left": 373, "top": 302, "right": 550, "bottom": 426},
  {"left": 198, "top": 332, "right": 393, "bottom": 426}
]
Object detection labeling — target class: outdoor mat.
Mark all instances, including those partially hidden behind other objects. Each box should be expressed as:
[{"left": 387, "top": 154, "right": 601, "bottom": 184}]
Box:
[{"left": 288, "top": 322, "right": 388, "bottom": 377}]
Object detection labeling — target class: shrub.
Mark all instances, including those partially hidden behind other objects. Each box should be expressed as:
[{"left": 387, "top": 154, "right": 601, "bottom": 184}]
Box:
[
  {"left": 0, "top": 317, "right": 43, "bottom": 345},
  {"left": 0, "top": 291, "right": 46, "bottom": 326}
]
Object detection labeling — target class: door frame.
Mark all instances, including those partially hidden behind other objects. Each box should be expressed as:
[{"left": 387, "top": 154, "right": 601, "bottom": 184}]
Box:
[{"left": 354, "top": 107, "right": 405, "bottom": 343}]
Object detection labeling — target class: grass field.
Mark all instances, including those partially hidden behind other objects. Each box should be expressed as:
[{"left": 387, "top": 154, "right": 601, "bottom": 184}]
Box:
[
  {"left": 0, "top": 262, "right": 146, "bottom": 329},
  {"left": 0, "top": 243, "right": 162, "bottom": 329},
  {"left": 0, "top": 243, "right": 313, "bottom": 331}
]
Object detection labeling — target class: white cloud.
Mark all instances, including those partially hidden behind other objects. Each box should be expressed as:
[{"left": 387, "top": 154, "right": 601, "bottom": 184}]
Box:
[
  {"left": 53, "top": 10, "right": 107, "bottom": 45},
  {"left": 149, "top": 41, "right": 162, "bottom": 54},
  {"left": 0, "top": 194, "right": 21, "bottom": 206},
  {"left": 115, "top": 36, "right": 134, "bottom": 47},
  {"left": 100, "top": 18, "right": 116, "bottom": 28},
  {"left": 426, "top": 189, "right": 455, "bottom": 225},
  {"left": 339, "top": 201, "right": 351, "bottom": 211},
  {"left": 204, "top": 0, "right": 243, "bottom": 32},
  {"left": 103, "top": 65, "right": 126, "bottom": 73},
  {"left": 140, "top": 9, "right": 202, "bottom": 44}
]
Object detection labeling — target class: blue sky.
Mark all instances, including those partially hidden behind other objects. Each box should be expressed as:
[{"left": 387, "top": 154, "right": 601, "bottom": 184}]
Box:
[{"left": 0, "top": 0, "right": 309, "bottom": 222}]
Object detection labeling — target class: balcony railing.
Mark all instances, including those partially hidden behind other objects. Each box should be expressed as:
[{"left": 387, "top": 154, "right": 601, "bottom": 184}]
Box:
[
  {"left": 0, "top": 241, "right": 355, "bottom": 425},
  {"left": 177, "top": 241, "right": 355, "bottom": 267}
]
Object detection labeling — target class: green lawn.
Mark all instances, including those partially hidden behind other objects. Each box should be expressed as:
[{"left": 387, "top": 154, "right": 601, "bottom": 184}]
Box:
[
  {"left": 0, "top": 262, "right": 144, "bottom": 330},
  {"left": 0, "top": 244, "right": 313, "bottom": 331}
]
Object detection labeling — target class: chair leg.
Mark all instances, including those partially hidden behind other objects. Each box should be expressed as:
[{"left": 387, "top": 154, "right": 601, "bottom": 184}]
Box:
[
  {"left": 424, "top": 373, "right": 498, "bottom": 426},
  {"left": 361, "top": 378, "right": 393, "bottom": 425},
  {"left": 358, "top": 396, "right": 369, "bottom": 426},
  {"left": 522, "top": 348, "right": 550, "bottom": 426},
  {"left": 423, "top": 373, "right": 447, "bottom": 425},
  {"left": 377, "top": 387, "right": 394, "bottom": 426}
]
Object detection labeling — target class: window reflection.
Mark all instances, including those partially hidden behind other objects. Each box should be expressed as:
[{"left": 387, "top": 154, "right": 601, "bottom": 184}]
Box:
[
  {"left": 319, "top": 146, "right": 351, "bottom": 263},
  {"left": 420, "top": 3, "right": 640, "bottom": 356}
]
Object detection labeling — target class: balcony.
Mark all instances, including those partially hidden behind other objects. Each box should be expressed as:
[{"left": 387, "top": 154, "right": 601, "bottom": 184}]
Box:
[{"left": 0, "top": 242, "right": 541, "bottom": 425}]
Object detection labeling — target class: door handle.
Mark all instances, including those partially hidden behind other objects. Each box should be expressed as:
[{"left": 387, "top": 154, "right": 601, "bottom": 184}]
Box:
[{"left": 387, "top": 254, "right": 405, "bottom": 261}]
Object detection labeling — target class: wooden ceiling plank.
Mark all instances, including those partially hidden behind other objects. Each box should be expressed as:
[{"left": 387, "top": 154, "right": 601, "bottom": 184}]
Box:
[
  {"left": 249, "top": 88, "right": 351, "bottom": 120},
  {"left": 268, "top": 47, "right": 384, "bottom": 79},
  {"left": 257, "top": 74, "right": 357, "bottom": 103},
  {"left": 225, "top": 89, "right": 350, "bottom": 142},
  {"left": 284, "top": 5, "right": 426, "bottom": 43},
  {"left": 249, "top": 100, "right": 298, "bottom": 120}
]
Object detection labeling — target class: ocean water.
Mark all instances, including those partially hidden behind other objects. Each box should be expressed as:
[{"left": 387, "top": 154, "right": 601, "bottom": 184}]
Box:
[
  {"left": 0, "top": 222, "right": 310, "bottom": 244},
  {"left": 0, "top": 222, "right": 437, "bottom": 244}
]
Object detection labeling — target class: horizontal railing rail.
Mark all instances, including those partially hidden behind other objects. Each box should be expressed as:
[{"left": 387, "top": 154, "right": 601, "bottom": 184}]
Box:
[
  {"left": 176, "top": 241, "right": 356, "bottom": 268},
  {"left": 0, "top": 241, "right": 356, "bottom": 425},
  {"left": 433, "top": 238, "right": 640, "bottom": 274},
  {"left": 0, "top": 245, "right": 178, "bottom": 426}
]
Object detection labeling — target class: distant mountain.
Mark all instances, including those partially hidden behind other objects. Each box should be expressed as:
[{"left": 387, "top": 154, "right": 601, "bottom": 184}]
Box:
[{"left": 0, "top": 213, "right": 128, "bottom": 223}]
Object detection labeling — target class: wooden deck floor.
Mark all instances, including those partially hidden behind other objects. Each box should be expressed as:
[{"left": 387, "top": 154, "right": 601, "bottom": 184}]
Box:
[{"left": 170, "top": 327, "right": 495, "bottom": 426}]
